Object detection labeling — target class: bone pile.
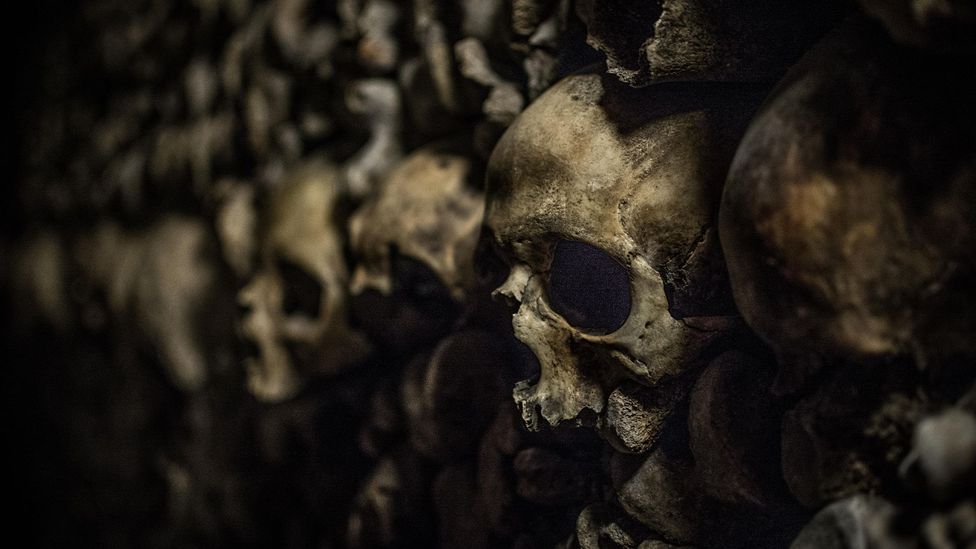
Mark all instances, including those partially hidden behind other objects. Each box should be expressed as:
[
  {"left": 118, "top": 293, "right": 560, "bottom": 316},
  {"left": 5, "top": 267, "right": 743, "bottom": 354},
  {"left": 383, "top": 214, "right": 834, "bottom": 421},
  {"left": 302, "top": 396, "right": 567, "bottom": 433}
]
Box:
[{"left": 3, "top": 0, "right": 975, "bottom": 548}]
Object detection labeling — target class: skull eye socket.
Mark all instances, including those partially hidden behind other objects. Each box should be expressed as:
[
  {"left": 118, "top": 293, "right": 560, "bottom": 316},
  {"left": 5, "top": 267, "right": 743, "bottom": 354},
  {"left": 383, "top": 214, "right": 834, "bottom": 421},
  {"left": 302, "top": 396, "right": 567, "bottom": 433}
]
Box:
[
  {"left": 391, "top": 251, "right": 455, "bottom": 312},
  {"left": 474, "top": 229, "right": 509, "bottom": 291},
  {"left": 275, "top": 256, "right": 323, "bottom": 317},
  {"left": 547, "top": 240, "right": 631, "bottom": 333}
]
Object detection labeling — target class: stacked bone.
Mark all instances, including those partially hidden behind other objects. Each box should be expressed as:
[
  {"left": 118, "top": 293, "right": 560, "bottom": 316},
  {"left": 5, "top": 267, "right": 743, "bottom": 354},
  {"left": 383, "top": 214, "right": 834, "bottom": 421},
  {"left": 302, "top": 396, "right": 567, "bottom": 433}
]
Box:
[
  {"left": 484, "top": 1, "right": 976, "bottom": 548},
  {"left": 720, "top": 6, "right": 976, "bottom": 547},
  {"left": 7, "top": 0, "right": 604, "bottom": 547},
  {"left": 6, "top": 0, "right": 976, "bottom": 548}
]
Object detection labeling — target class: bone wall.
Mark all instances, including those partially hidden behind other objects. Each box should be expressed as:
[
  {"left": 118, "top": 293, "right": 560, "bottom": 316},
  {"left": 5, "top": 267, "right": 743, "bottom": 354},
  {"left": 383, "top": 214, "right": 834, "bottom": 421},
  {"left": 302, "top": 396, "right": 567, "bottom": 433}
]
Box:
[{"left": 2, "top": 1, "right": 974, "bottom": 548}]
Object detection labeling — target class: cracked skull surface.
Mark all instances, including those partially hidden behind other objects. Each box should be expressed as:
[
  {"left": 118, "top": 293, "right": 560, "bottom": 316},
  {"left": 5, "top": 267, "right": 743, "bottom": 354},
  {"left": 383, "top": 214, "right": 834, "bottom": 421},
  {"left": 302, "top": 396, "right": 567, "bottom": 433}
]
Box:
[{"left": 483, "top": 67, "right": 766, "bottom": 451}]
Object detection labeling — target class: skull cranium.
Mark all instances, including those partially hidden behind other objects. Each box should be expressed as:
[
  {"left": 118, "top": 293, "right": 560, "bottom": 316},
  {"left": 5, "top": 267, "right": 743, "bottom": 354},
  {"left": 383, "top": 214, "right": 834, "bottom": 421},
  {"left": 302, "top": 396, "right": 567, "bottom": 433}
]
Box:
[
  {"left": 484, "top": 67, "right": 766, "bottom": 450},
  {"left": 348, "top": 143, "right": 485, "bottom": 353},
  {"left": 719, "top": 17, "right": 976, "bottom": 506},
  {"left": 239, "top": 159, "right": 369, "bottom": 402}
]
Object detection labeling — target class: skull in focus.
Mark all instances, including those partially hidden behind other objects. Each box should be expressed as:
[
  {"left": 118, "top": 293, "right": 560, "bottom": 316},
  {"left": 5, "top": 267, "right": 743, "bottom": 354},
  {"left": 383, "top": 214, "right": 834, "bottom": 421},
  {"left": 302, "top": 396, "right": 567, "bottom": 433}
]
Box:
[
  {"left": 239, "top": 159, "right": 369, "bottom": 402},
  {"left": 348, "top": 142, "right": 485, "bottom": 353},
  {"left": 719, "top": 18, "right": 976, "bottom": 505},
  {"left": 484, "top": 67, "right": 767, "bottom": 452}
]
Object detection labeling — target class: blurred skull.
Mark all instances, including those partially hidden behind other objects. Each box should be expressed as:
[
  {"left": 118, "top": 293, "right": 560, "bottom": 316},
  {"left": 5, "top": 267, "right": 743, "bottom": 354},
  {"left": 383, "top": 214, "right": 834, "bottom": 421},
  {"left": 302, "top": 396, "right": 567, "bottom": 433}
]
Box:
[
  {"left": 76, "top": 216, "right": 230, "bottom": 392},
  {"left": 239, "top": 159, "right": 369, "bottom": 402},
  {"left": 720, "top": 18, "right": 976, "bottom": 506},
  {"left": 348, "top": 142, "right": 484, "bottom": 353},
  {"left": 484, "top": 68, "right": 766, "bottom": 451},
  {"left": 721, "top": 18, "right": 976, "bottom": 369}
]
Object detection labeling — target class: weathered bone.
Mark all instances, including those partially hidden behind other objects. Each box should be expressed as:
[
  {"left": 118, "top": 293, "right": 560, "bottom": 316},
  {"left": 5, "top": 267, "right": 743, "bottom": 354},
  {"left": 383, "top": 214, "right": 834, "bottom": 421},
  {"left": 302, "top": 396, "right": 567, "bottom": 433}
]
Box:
[
  {"left": 789, "top": 496, "right": 896, "bottom": 549},
  {"left": 215, "top": 179, "right": 257, "bottom": 277},
  {"left": 688, "top": 350, "right": 785, "bottom": 508},
  {"left": 485, "top": 67, "right": 765, "bottom": 433},
  {"left": 720, "top": 19, "right": 976, "bottom": 509},
  {"left": 76, "top": 216, "right": 225, "bottom": 392},
  {"left": 8, "top": 232, "right": 71, "bottom": 332},
  {"left": 610, "top": 447, "right": 702, "bottom": 545},
  {"left": 349, "top": 143, "right": 483, "bottom": 302},
  {"left": 239, "top": 160, "right": 369, "bottom": 401},
  {"left": 576, "top": 0, "right": 845, "bottom": 86},
  {"left": 340, "top": 79, "right": 403, "bottom": 199},
  {"left": 721, "top": 16, "right": 976, "bottom": 369}
]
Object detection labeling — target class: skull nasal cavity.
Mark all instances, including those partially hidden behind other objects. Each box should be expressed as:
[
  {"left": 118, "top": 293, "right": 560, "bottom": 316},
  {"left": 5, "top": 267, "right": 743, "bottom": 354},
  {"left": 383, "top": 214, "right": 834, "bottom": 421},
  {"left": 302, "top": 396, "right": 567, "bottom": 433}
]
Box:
[
  {"left": 276, "top": 256, "right": 324, "bottom": 317},
  {"left": 547, "top": 240, "right": 631, "bottom": 333}
]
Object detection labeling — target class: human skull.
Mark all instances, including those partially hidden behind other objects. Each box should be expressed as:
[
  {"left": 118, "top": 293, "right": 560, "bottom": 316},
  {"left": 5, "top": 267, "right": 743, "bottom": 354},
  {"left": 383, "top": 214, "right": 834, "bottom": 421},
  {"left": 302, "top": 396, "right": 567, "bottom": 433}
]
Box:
[
  {"left": 348, "top": 143, "right": 484, "bottom": 352},
  {"left": 483, "top": 67, "right": 765, "bottom": 450},
  {"left": 75, "top": 216, "right": 230, "bottom": 392},
  {"left": 239, "top": 159, "right": 369, "bottom": 402},
  {"left": 719, "top": 16, "right": 976, "bottom": 379},
  {"left": 575, "top": 0, "right": 845, "bottom": 86},
  {"left": 719, "top": 17, "right": 976, "bottom": 505}
]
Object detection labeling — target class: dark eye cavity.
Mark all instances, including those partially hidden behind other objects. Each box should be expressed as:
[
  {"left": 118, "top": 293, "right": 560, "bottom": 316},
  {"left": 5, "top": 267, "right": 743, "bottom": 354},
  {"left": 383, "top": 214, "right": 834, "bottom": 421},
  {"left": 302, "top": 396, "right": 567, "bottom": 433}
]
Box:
[
  {"left": 391, "top": 251, "right": 456, "bottom": 312},
  {"left": 547, "top": 240, "right": 631, "bottom": 333},
  {"left": 275, "top": 255, "right": 324, "bottom": 317},
  {"left": 474, "top": 229, "right": 509, "bottom": 291}
]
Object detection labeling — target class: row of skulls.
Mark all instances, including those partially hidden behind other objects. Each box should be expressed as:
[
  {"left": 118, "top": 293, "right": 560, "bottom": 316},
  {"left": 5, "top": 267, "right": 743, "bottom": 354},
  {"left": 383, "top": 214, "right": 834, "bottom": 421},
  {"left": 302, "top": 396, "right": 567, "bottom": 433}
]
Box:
[
  {"left": 8, "top": 0, "right": 597, "bottom": 546},
  {"left": 6, "top": 0, "right": 976, "bottom": 547},
  {"left": 488, "top": 3, "right": 976, "bottom": 547},
  {"left": 227, "top": 1, "right": 976, "bottom": 544},
  {"left": 483, "top": 2, "right": 976, "bottom": 547}
]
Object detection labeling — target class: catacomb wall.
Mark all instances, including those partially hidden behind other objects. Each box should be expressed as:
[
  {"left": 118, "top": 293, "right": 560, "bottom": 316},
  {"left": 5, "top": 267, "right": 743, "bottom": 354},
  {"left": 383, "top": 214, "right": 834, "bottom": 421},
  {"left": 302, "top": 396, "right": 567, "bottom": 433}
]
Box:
[{"left": 3, "top": 1, "right": 975, "bottom": 548}]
